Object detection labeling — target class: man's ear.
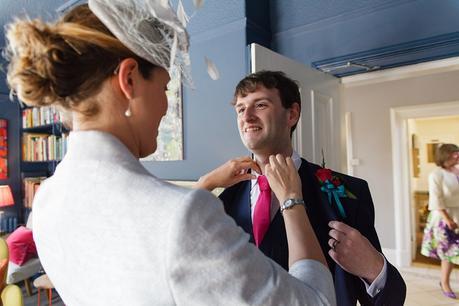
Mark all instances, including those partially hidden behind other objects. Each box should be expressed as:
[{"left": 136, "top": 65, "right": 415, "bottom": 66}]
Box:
[
  {"left": 116, "top": 58, "right": 138, "bottom": 100},
  {"left": 288, "top": 102, "right": 301, "bottom": 127}
]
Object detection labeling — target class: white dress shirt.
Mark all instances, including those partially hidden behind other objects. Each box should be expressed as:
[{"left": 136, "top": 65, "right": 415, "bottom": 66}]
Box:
[{"left": 250, "top": 150, "right": 387, "bottom": 297}]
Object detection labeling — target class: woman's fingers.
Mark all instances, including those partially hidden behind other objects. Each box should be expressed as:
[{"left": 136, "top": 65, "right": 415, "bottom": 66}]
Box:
[
  {"left": 196, "top": 156, "right": 260, "bottom": 190},
  {"left": 235, "top": 160, "right": 261, "bottom": 175},
  {"left": 265, "top": 154, "right": 302, "bottom": 203}
]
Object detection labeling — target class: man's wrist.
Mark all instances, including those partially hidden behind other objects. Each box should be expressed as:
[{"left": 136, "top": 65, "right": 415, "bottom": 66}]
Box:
[{"left": 364, "top": 252, "right": 385, "bottom": 283}]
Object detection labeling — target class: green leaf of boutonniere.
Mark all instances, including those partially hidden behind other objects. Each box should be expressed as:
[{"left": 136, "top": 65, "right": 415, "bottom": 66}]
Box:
[{"left": 346, "top": 190, "right": 357, "bottom": 199}]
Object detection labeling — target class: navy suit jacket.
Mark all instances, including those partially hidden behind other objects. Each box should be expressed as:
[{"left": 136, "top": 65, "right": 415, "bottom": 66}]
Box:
[{"left": 219, "top": 159, "right": 406, "bottom": 306}]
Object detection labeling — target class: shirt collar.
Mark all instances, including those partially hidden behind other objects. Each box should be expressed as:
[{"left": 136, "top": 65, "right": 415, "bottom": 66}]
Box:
[{"left": 251, "top": 150, "right": 302, "bottom": 188}]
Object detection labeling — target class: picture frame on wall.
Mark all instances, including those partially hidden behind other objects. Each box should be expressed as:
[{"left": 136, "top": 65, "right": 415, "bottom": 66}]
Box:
[
  {"left": 426, "top": 142, "right": 440, "bottom": 163},
  {"left": 0, "top": 119, "right": 8, "bottom": 179}
]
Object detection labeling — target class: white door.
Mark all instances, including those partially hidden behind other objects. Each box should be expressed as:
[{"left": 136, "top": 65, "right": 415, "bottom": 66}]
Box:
[{"left": 250, "top": 43, "right": 342, "bottom": 170}]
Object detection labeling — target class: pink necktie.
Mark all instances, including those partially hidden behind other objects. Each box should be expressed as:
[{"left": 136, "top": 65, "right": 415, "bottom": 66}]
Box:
[{"left": 253, "top": 175, "right": 271, "bottom": 247}]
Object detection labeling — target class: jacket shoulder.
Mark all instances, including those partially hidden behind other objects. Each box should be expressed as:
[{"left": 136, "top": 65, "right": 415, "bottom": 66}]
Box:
[{"left": 304, "top": 159, "right": 368, "bottom": 187}]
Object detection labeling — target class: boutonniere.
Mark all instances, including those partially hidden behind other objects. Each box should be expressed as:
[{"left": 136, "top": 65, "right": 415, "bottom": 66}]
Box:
[{"left": 315, "top": 150, "right": 357, "bottom": 219}]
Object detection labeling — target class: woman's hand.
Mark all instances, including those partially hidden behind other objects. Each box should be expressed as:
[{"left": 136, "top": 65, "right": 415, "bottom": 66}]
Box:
[
  {"left": 264, "top": 154, "right": 302, "bottom": 204},
  {"left": 439, "top": 209, "right": 458, "bottom": 230},
  {"left": 266, "top": 155, "right": 328, "bottom": 268},
  {"left": 446, "top": 218, "right": 458, "bottom": 230},
  {"left": 195, "top": 156, "right": 261, "bottom": 191}
]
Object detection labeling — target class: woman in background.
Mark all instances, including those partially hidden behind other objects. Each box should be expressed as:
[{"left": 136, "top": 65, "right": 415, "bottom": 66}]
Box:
[
  {"left": 4, "top": 1, "right": 334, "bottom": 305},
  {"left": 421, "top": 143, "right": 459, "bottom": 299}
]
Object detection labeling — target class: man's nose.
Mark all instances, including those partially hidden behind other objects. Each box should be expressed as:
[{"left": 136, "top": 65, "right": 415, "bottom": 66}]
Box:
[{"left": 242, "top": 107, "right": 256, "bottom": 121}]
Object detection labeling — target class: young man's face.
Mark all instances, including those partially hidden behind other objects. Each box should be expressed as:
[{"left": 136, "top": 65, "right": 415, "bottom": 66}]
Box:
[{"left": 234, "top": 85, "right": 298, "bottom": 157}]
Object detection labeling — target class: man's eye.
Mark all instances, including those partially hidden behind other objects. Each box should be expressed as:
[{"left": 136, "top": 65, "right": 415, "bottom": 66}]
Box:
[
  {"left": 237, "top": 108, "right": 245, "bottom": 114},
  {"left": 256, "top": 103, "right": 266, "bottom": 108}
]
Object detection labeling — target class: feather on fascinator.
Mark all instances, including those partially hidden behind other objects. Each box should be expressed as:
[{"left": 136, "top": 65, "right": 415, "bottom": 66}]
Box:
[{"left": 88, "top": 0, "right": 192, "bottom": 85}]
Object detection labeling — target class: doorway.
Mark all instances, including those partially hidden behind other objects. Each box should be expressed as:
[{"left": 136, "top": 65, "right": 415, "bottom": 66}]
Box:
[
  {"left": 391, "top": 101, "right": 459, "bottom": 267},
  {"left": 407, "top": 115, "right": 459, "bottom": 265}
]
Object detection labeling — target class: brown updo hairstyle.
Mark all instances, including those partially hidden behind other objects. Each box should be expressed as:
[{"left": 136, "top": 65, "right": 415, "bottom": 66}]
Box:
[
  {"left": 435, "top": 143, "right": 459, "bottom": 168},
  {"left": 5, "top": 4, "right": 157, "bottom": 116}
]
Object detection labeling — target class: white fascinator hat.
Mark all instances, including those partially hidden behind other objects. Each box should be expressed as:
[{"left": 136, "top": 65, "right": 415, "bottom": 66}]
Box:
[{"left": 88, "top": 0, "right": 192, "bottom": 85}]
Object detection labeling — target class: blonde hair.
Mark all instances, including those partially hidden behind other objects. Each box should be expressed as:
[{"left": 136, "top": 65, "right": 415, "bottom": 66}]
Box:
[{"left": 5, "top": 4, "right": 156, "bottom": 116}]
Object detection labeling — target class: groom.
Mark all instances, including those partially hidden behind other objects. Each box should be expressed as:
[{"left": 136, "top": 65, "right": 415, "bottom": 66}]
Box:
[{"left": 219, "top": 70, "right": 406, "bottom": 306}]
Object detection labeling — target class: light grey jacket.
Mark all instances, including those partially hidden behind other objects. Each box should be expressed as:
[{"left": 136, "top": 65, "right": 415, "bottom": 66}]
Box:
[{"left": 33, "top": 131, "right": 335, "bottom": 306}]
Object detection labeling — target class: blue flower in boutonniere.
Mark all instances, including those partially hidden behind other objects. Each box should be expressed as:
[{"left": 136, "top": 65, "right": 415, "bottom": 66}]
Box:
[{"left": 315, "top": 153, "right": 357, "bottom": 219}]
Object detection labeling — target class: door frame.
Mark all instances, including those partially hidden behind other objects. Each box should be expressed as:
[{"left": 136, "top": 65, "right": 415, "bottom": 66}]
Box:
[
  {"left": 391, "top": 100, "right": 459, "bottom": 266},
  {"left": 249, "top": 43, "right": 341, "bottom": 169}
]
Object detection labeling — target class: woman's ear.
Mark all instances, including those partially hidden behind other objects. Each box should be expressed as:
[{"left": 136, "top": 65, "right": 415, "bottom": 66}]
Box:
[{"left": 116, "top": 58, "right": 138, "bottom": 100}]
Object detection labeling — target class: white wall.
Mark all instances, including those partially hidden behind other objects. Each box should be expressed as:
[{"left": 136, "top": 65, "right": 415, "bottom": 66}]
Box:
[
  {"left": 410, "top": 116, "right": 459, "bottom": 191},
  {"left": 342, "top": 69, "right": 459, "bottom": 249}
]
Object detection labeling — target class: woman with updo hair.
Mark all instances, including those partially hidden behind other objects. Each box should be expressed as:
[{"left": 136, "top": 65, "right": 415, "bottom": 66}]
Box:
[
  {"left": 4, "top": 1, "right": 334, "bottom": 306},
  {"left": 421, "top": 143, "right": 459, "bottom": 299}
]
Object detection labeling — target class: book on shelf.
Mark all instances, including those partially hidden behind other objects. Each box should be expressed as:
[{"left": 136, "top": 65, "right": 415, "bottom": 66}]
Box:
[
  {"left": 22, "top": 132, "right": 68, "bottom": 162},
  {"left": 23, "top": 177, "right": 46, "bottom": 209},
  {"left": 22, "top": 106, "right": 62, "bottom": 128}
]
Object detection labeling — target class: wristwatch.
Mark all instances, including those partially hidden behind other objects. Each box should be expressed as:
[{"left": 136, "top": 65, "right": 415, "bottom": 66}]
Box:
[{"left": 280, "top": 198, "right": 305, "bottom": 214}]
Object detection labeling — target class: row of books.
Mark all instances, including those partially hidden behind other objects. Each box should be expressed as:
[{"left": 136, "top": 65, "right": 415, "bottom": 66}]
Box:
[
  {"left": 22, "top": 133, "right": 68, "bottom": 161},
  {"left": 22, "top": 106, "right": 62, "bottom": 128},
  {"left": 0, "top": 215, "right": 18, "bottom": 234},
  {"left": 23, "top": 177, "right": 46, "bottom": 209}
]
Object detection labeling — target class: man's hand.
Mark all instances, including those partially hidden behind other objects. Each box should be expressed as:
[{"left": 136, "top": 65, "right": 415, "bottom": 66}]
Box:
[
  {"left": 195, "top": 156, "right": 261, "bottom": 191},
  {"left": 328, "top": 221, "right": 384, "bottom": 283}
]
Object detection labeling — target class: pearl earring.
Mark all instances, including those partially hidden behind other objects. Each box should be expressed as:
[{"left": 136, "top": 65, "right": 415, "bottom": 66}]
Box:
[{"left": 125, "top": 106, "right": 132, "bottom": 117}]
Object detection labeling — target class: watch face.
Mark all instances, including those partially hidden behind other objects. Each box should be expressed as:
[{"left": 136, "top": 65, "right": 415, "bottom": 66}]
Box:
[{"left": 281, "top": 199, "right": 305, "bottom": 214}]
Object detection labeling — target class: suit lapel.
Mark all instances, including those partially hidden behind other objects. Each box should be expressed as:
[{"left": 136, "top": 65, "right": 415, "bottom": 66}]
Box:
[
  {"left": 223, "top": 181, "right": 288, "bottom": 266},
  {"left": 259, "top": 210, "right": 289, "bottom": 268},
  {"left": 301, "top": 160, "right": 360, "bottom": 225},
  {"left": 300, "top": 159, "right": 361, "bottom": 305},
  {"left": 299, "top": 160, "right": 341, "bottom": 221},
  {"left": 220, "top": 181, "right": 254, "bottom": 243},
  {"left": 337, "top": 193, "right": 358, "bottom": 227},
  {"left": 235, "top": 181, "right": 254, "bottom": 243}
]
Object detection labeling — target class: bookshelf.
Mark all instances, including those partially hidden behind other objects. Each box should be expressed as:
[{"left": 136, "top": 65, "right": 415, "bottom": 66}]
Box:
[{"left": 20, "top": 106, "right": 68, "bottom": 222}]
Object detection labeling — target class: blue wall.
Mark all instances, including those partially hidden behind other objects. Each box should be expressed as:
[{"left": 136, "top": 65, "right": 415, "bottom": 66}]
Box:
[
  {"left": 0, "top": 95, "right": 21, "bottom": 218},
  {"left": 270, "top": 0, "right": 459, "bottom": 74}
]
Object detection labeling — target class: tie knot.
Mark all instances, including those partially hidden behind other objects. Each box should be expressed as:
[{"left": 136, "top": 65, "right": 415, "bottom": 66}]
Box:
[{"left": 257, "top": 175, "right": 270, "bottom": 191}]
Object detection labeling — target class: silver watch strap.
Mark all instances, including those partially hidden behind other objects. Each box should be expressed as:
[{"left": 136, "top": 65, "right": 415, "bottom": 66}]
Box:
[{"left": 280, "top": 198, "right": 305, "bottom": 214}]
